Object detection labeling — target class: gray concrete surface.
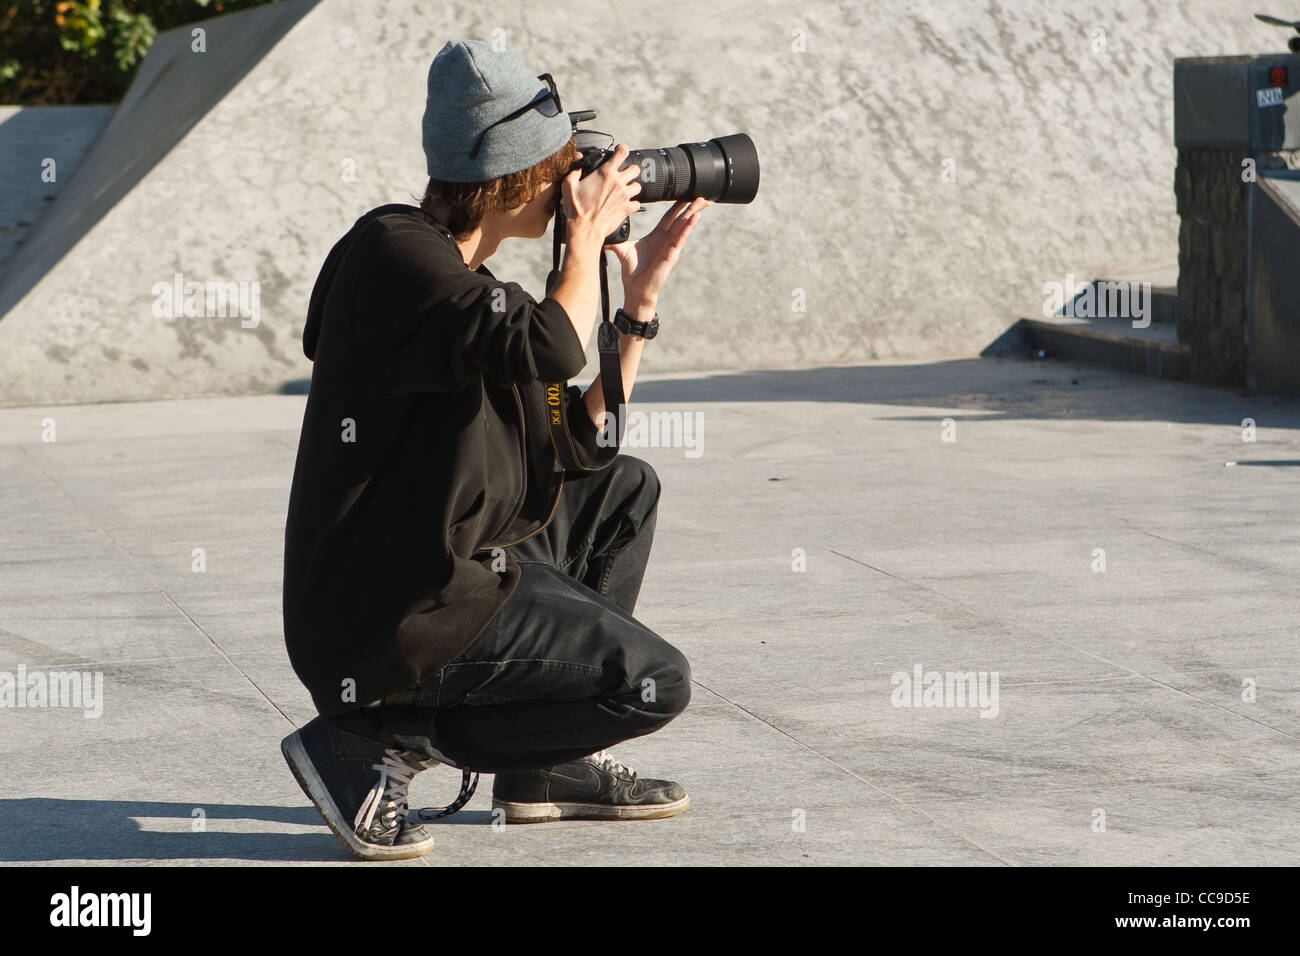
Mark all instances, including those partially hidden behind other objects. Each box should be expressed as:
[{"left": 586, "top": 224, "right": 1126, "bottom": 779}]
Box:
[
  {"left": 2, "top": 358, "right": 1298, "bottom": 866},
  {"left": 1248, "top": 172, "right": 1300, "bottom": 396},
  {"left": 0, "top": 105, "right": 114, "bottom": 278},
  {"left": 0, "top": 1, "right": 1285, "bottom": 404}
]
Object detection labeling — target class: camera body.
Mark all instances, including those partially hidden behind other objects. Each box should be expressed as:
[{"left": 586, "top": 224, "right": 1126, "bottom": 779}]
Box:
[{"left": 573, "top": 142, "right": 633, "bottom": 244}]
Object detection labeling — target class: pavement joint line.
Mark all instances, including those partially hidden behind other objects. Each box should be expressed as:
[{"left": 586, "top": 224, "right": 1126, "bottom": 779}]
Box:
[
  {"left": 825, "top": 547, "right": 1300, "bottom": 742},
  {"left": 15, "top": 443, "right": 297, "bottom": 729},
  {"left": 894, "top": 775, "right": 1300, "bottom": 803},
  {"left": 686, "top": 676, "right": 1017, "bottom": 865},
  {"left": 1, "top": 734, "right": 317, "bottom": 760},
  {"left": 0, "top": 654, "right": 227, "bottom": 670},
  {"left": 1117, "top": 517, "right": 1300, "bottom": 584},
  {"left": 965, "top": 670, "right": 1300, "bottom": 687}
]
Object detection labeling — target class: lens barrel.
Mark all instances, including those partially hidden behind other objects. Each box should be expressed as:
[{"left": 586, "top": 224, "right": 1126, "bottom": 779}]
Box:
[{"left": 621, "top": 133, "right": 759, "bottom": 205}]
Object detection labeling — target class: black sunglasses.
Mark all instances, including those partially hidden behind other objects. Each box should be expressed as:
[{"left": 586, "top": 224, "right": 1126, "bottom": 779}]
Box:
[{"left": 469, "top": 73, "right": 563, "bottom": 160}]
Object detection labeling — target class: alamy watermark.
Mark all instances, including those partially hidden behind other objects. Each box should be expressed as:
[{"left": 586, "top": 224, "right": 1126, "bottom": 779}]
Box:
[
  {"left": 151, "top": 272, "right": 260, "bottom": 328},
  {"left": 596, "top": 408, "right": 704, "bottom": 458},
  {"left": 50, "top": 886, "right": 150, "bottom": 935},
  {"left": 1042, "top": 273, "right": 1151, "bottom": 329},
  {"left": 891, "top": 663, "right": 1000, "bottom": 718},
  {"left": 0, "top": 666, "right": 103, "bottom": 718}
]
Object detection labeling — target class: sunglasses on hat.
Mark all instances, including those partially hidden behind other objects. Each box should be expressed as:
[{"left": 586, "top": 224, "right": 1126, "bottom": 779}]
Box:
[{"left": 468, "top": 73, "right": 563, "bottom": 160}]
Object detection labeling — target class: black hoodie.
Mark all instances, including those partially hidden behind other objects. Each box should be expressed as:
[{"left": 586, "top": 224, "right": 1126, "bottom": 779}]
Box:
[{"left": 283, "top": 203, "right": 603, "bottom": 717}]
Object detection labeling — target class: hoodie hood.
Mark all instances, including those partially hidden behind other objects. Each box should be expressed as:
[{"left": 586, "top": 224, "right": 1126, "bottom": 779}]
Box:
[{"left": 304, "top": 204, "right": 453, "bottom": 360}]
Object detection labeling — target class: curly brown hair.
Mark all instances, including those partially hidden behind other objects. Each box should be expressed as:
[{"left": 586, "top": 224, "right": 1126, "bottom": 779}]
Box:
[{"left": 420, "top": 137, "right": 578, "bottom": 240}]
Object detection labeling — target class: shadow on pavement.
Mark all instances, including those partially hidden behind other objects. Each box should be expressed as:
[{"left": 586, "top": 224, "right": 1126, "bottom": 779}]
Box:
[
  {"left": 624, "top": 360, "right": 1300, "bottom": 428},
  {"left": 0, "top": 798, "right": 495, "bottom": 862},
  {"left": 284, "top": 358, "right": 1300, "bottom": 428}
]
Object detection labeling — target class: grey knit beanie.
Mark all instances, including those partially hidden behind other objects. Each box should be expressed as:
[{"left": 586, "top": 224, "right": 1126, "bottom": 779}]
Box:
[{"left": 422, "top": 40, "right": 573, "bottom": 182}]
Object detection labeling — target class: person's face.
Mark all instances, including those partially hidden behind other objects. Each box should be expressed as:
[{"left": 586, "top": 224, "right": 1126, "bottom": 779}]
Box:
[{"left": 501, "top": 178, "right": 560, "bottom": 239}]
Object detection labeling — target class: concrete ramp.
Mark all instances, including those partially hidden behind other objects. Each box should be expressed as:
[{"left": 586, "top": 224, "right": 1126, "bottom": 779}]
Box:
[
  {"left": 0, "top": 105, "right": 113, "bottom": 279},
  {"left": 0, "top": 2, "right": 315, "bottom": 324},
  {"left": 0, "top": 0, "right": 319, "bottom": 402},
  {"left": 0, "top": 0, "right": 1283, "bottom": 404}
]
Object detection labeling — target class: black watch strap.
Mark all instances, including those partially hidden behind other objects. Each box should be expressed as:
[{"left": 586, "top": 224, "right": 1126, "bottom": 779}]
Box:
[{"left": 613, "top": 307, "right": 659, "bottom": 340}]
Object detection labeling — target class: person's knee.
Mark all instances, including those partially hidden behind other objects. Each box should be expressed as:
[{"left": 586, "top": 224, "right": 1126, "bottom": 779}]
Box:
[
  {"left": 642, "top": 644, "right": 691, "bottom": 719},
  {"left": 615, "top": 455, "right": 661, "bottom": 507}
]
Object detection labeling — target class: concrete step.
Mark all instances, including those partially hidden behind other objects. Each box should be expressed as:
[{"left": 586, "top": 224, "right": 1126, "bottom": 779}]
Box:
[{"left": 983, "top": 273, "right": 1189, "bottom": 380}]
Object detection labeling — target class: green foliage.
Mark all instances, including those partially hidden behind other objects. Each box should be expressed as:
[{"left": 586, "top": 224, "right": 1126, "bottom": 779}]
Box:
[{"left": 0, "top": 0, "right": 278, "bottom": 104}]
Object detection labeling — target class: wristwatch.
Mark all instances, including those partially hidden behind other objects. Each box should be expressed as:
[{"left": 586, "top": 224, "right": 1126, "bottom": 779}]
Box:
[{"left": 613, "top": 307, "right": 660, "bottom": 340}]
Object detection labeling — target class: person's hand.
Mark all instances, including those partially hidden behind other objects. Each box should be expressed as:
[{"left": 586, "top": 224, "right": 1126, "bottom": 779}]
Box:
[
  {"left": 561, "top": 144, "right": 642, "bottom": 246},
  {"left": 608, "top": 197, "right": 709, "bottom": 308}
]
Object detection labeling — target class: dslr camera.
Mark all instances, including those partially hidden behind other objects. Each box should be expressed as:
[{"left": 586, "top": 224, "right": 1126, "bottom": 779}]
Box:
[{"left": 565, "top": 109, "right": 760, "bottom": 243}]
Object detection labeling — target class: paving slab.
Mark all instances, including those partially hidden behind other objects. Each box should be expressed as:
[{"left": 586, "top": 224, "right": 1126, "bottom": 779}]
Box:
[{"left": 1, "top": 357, "right": 1298, "bottom": 865}]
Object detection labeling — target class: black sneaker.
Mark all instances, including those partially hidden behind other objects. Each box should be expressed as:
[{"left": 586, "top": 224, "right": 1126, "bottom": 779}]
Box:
[
  {"left": 492, "top": 750, "right": 689, "bottom": 823},
  {"left": 281, "top": 715, "right": 439, "bottom": 860}
]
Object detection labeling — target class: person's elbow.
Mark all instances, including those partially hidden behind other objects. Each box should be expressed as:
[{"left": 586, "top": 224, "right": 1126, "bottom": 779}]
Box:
[{"left": 527, "top": 297, "right": 589, "bottom": 382}]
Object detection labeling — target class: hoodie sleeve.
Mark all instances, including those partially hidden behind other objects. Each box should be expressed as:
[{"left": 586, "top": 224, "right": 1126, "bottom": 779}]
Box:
[
  {"left": 560, "top": 383, "right": 608, "bottom": 472},
  {"left": 350, "top": 214, "right": 589, "bottom": 391}
]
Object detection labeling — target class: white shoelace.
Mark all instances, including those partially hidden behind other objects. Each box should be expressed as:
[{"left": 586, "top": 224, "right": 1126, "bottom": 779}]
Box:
[
  {"left": 589, "top": 749, "right": 635, "bottom": 777},
  {"left": 354, "top": 751, "right": 418, "bottom": 833}
]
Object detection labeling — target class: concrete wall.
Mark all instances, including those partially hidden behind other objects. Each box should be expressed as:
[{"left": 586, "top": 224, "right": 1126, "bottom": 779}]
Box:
[
  {"left": 0, "top": 0, "right": 1285, "bottom": 404},
  {"left": 1248, "top": 172, "right": 1300, "bottom": 395}
]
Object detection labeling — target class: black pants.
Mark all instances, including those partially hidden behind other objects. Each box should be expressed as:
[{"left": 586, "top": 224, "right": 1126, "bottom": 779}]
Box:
[{"left": 368, "top": 455, "right": 692, "bottom": 774}]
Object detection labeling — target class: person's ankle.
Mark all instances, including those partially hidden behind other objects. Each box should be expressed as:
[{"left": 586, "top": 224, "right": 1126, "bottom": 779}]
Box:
[{"left": 331, "top": 708, "right": 384, "bottom": 742}]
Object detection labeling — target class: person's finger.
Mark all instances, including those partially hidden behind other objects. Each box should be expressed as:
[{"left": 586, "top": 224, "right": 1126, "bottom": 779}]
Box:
[
  {"left": 650, "top": 200, "right": 689, "bottom": 235},
  {"left": 606, "top": 240, "right": 635, "bottom": 264},
  {"left": 665, "top": 208, "right": 702, "bottom": 249},
  {"left": 603, "top": 144, "right": 630, "bottom": 174},
  {"left": 561, "top": 170, "right": 582, "bottom": 200},
  {"left": 559, "top": 175, "right": 579, "bottom": 218},
  {"left": 671, "top": 205, "right": 701, "bottom": 233}
]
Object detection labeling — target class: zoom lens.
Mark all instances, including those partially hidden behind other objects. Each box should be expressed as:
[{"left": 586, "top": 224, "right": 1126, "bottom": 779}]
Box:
[{"left": 621, "top": 133, "right": 760, "bottom": 205}]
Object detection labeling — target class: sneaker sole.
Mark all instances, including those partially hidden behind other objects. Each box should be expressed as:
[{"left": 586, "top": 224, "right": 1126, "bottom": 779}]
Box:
[
  {"left": 280, "top": 730, "right": 435, "bottom": 861},
  {"left": 492, "top": 794, "right": 690, "bottom": 824}
]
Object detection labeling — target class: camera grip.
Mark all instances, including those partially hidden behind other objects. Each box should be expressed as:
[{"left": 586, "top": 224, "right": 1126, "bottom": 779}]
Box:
[
  {"left": 572, "top": 147, "right": 632, "bottom": 244},
  {"left": 604, "top": 217, "right": 631, "bottom": 245}
]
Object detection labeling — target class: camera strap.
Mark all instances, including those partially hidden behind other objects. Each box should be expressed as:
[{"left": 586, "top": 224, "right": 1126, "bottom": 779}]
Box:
[{"left": 542, "top": 207, "right": 626, "bottom": 473}]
